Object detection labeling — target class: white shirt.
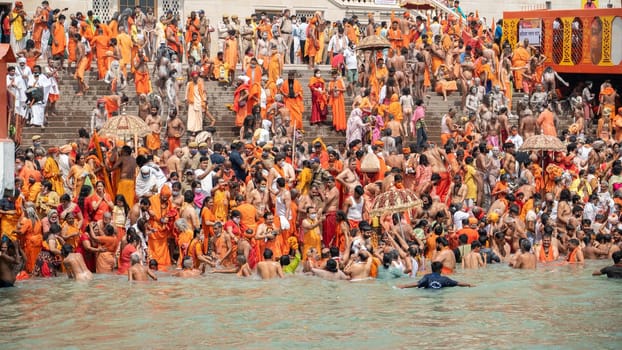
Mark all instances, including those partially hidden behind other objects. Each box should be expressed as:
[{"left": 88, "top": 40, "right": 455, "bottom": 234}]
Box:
[
  {"left": 506, "top": 134, "right": 524, "bottom": 149},
  {"left": 327, "top": 34, "right": 349, "bottom": 54},
  {"left": 453, "top": 210, "right": 470, "bottom": 229},
  {"left": 343, "top": 47, "right": 358, "bottom": 70},
  {"left": 7, "top": 74, "right": 26, "bottom": 102},
  {"left": 195, "top": 168, "right": 215, "bottom": 194}
]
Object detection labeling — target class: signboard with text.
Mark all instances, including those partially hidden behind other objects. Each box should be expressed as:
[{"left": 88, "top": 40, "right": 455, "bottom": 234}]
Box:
[{"left": 518, "top": 19, "right": 542, "bottom": 46}]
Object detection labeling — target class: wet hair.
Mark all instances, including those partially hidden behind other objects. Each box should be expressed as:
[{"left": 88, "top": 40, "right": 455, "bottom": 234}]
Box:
[
  {"left": 263, "top": 248, "right": 273, "bottom": 260},
  {"left": 61, "top": 244, "right": 73, "bottom": 257},
  {"left": 471, "top": 240, "right": 481, "bottom": 249},
  {"left": 521, "top": 239, "right": 532, "bottom": 252},
  {"left": 279, "top": 255, "right": 290, "bottom": 266},
  {"left": 431, "top": 261, "right": 443, "bottom": 273},
  {"left": 613, "top": 251, "right": 622, "bottom": 264}
]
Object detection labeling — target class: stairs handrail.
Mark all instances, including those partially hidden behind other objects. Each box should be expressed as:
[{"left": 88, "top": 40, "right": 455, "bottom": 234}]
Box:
[{"left": 424, "top": 0, "right": 468, "bottom": 26}]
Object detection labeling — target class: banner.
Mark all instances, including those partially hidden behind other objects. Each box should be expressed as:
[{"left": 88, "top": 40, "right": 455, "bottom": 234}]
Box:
[{"left": 518, "top": 19, "right": 542, "bottom": 46}]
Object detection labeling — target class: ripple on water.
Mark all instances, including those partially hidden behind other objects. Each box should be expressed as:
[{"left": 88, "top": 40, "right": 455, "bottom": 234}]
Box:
[{"left": 0, "top": 262, "right": 621, "bottom": 349}]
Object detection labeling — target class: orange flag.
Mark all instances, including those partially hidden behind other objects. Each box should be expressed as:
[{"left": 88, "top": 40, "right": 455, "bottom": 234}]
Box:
[{"left": 92, "top": 131, "right": 114, "bottom": 197}]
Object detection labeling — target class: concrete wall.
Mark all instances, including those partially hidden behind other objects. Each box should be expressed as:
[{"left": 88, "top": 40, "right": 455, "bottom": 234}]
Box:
[{"left": 458, "top": 0, "right": 619, "bottom": 26}]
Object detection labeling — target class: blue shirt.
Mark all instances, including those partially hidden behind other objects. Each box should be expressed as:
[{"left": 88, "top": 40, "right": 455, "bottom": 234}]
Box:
[
  {"left": 229, "top": 150, "right": 246, "bottom": 181},
  {"left": 210, "top": 153, "right": 225, "bottom": 165},
  {"left": 417, "top": 272, "right": 458, "bottom": 289}
]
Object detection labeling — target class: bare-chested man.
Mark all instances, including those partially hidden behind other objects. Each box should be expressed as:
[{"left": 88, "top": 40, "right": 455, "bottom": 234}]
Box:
[
  {"left": 166, "top": 148, "right": 183, "bottom": 177},
  {"left": 510, "top": 239, "right": 537, "bottom": 269},
  {"left": 212, "top": 255, "right": 252, "bottom": 277},
  {"left": 423, "top": 144, "right": 450, "bottom": 202},
  {"left": 128, "top": 253, "right": 158, "bottom": 281},
  {"left": 312, "top": 258, "right": 349, "bottom": 280},
  {"left": 180, "top": 192, "right": 200, "bottom": 231},
  {"left": 109, "top": 145, "right": 137, "bottom": 206},
  {"left": 462, "top": 241, "right": 486, "bottom": 269},
  {"left": 166, "top": 109, "right": 185, "bottom": 153},
  {"left": 247, "top": 177, "right": 269, "bottom": 216},
  {"left": 519, "top": 103, "right": 537, "bottom": 139},
  {"left": 256, "top": 248, "right": 285, "bottom": 280},
  {"left": 172, "top": 257, "right": 203, "bottom": 278},
  {"left": 433, "top": 237, "right": 456, "bottom": 274},
  {"left": 61, "top": 244, "right": 93, "bottom": 281},
  {"left": 336, "top": 158, "right": 361, "bottom": 195},
  {"left": 344, "top": 250, "right": 373, "bottom": 281}
]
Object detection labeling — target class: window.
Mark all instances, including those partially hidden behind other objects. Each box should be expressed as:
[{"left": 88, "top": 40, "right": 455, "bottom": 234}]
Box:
[
  {"left": 119, "top": 0, "right": 156, "bottom": 16},
  {"left": 92, "top": 0, "right": 113, "bottom": 22}
]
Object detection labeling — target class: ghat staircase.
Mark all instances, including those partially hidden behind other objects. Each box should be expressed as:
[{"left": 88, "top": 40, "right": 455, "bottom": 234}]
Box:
[{"left": 19, "top": 64, "right": 571, "bottom": 151}]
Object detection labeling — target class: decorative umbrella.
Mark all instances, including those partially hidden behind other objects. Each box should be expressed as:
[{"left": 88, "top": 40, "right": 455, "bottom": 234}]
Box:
[
  {"left": 370, "top": 189, "right": 421, "bottom": 217},
  {"left": 356, "top": 35, "right": 391, "bottom": 51},
  {"left": 520, "top": 134, "right": 567, "bottom": 195},
  {"left": 99, "top": 114, "right": 151, "bottom": 138},
  {"left": 400, "top": 0, "right": 435, "bottom": 10},
  {"left": 519, "top": 134, "right": 566, "bottom": 152}
]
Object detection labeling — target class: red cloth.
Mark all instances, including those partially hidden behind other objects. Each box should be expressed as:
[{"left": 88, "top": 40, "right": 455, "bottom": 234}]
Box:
[{"left": 322, "top": 211, "right": 337, "bottom": 248}]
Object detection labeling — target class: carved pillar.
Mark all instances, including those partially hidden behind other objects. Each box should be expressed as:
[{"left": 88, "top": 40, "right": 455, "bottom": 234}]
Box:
[
  {"left": 559, "top": 17, "right": 574, "bottom": 66},
  {"left": 581, "top": 16, "right": 592, "bottom": 64},
  {"left": 599, "top": 16, "right": 615, "bottom": 65}
]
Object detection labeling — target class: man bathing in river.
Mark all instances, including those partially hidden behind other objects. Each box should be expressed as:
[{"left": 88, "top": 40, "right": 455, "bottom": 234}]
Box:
[
  {"left": 129, "top": 253, "right": 158, "bottom": 281},
  {"left": 398, "top": 261, "right": 473, "bottom": 289}
]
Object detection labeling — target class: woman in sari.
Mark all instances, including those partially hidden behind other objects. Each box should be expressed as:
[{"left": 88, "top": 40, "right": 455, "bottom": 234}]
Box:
[{"left": 309, "top": 68, "right": 327, "bottom": 125}]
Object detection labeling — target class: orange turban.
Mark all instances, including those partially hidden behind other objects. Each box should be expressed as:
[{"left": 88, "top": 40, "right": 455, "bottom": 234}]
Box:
[
  {"left": 374, "top": 140, "right": 384, "bottom": 146},
  {"left": 160, "top": 185, "right": 172, "bottom": 196},
  {"left": 402, "top": 148, "right": 410, "bottom": 154},
  {"left": 138, "top": 147, "right": 150, "bottom": 156}
]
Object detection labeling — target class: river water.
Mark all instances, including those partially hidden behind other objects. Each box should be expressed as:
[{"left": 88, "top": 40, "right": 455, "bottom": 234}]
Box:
[{"left": 1, "top": 262, "right": 620, "bottom": 349}]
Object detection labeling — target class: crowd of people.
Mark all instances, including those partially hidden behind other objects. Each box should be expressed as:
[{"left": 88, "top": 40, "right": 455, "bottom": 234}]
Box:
[{"left": 2, "top": 1, "right": 622, "bottom": 289}]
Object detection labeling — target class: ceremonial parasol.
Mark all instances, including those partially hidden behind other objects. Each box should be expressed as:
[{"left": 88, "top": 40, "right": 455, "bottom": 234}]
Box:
[
  {"left": 356, "top": 35, "right": 391, "bottom": 51},
  {"left": 400, "top": 0, "right": 435, "bottom": 10},
  {"left": 371, "top": 189, "right": 422, "bottom": 216},
  {"left": 99, "top": 114, "right": 150, "bottom": 138},
  {"left": 519, "top": 134, "right": 566, "bottom": 152},
  {"left": 371, "top": 188, "right": 421, "bottom": 241},
  {"left": 519, "top": 134, "right": 567, "bottom": 195}
]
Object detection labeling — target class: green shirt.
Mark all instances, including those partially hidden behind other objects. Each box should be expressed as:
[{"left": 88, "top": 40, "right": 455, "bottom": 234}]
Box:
[{"left": 283, "top": 253, "right": 301, "bottom": 274}]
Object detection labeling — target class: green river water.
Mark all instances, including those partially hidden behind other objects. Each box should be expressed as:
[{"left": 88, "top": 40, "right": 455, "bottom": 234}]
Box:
[{"left": 1, "top": 262, "right": 620, "bottom": 349}]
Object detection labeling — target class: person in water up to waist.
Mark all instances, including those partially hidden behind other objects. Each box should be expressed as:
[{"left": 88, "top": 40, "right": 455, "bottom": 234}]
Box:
[{"left": 398, "top": 261, "right": 473, "bottom": 289}]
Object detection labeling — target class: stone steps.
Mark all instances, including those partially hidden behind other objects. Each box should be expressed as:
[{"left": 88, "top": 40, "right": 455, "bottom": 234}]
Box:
[{"left": 20, "top": 63, "right": 567, "bottom": 150}]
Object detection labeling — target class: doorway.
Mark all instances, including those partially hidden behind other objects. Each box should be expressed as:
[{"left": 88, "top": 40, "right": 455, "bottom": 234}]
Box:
[
  {"left": 0, "top": 2, "right": 12, "bottom": 44},
  {"left": 119, "top": 0, "right": 156, "bottom": 16}
]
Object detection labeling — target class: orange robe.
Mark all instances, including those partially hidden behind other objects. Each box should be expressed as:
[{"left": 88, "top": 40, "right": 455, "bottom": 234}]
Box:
[
  {"left": 233, "top": 81, "right": 250, "bottom": 127},
  {"left": 387, "top": 28, "right": 403, "bottom": 51},
  {"left": 246, "top": 66, "right": 263, "bottom": 86},
  {"left": 103, "top": 96, "right": 119, "bottom": 118},
  {"left": 19, "top": 218, "right": 43, "bottom": 274},
  {"left": 148, "top": 195, "right": 175, "bottom": 271},
  {"left": 134, "top": 69, "right": 152, "bottom": 95},
  {"left": 329, "top": 78, "right": 347, "bottom": 131},
  {"left": 247, "top": 82, "right": 261, "bottom": 116},
  {"left": 267, "top": 52, "right": 282, "bottom": 84},
  {"left": 306, "top": 23, "right": 318, "bottom": 57},
  {"left": 280, "top": 79, "right": 305, "bottom": 130},
  {"left": 51, "top": 21, "right": 66, "bottom": 57},
  {"left": 33, "top": 8, "right": 49, "bottom": 49},
  {"left": 537, "top": 109, "right": 557, "bottom": 136},
  {"left": 117, "top": 32, "right": 133, "bottom": 75},
  {"left": 92, "top": 34, "right": 111, "bottom": 79},
  {"left": 511, "top": 46, "right": 530, "bottom": 91},
  {"left": 224, "top": 37, "right": 239, "bottom": 73}
]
